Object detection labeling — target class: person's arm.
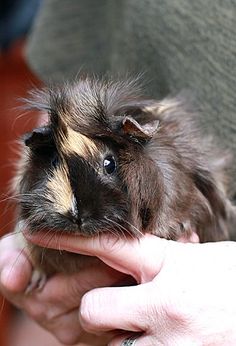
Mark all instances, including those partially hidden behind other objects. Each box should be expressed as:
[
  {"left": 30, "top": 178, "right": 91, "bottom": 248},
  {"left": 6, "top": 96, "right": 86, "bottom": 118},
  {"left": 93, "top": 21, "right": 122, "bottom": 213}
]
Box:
[{"left": 26, "top": 231, "right": 236, "bottom": 346}]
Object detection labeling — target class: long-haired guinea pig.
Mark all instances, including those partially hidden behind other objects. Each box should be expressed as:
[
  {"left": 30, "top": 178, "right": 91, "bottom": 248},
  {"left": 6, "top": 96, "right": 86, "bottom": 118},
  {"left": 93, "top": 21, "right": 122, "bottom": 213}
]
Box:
[{"left": 15, "top": 78, "right": 235, "bottom": 276}]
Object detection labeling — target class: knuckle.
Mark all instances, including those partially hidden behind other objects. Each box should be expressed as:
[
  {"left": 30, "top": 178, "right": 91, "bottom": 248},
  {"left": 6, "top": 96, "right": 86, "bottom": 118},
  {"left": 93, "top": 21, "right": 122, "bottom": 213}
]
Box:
[
  {"left": 24, "top": 300, "right": 57, "bottom": 323},
  {"left": 55, "top": 330, "right": 81, "bottom": 345},
  {"left": 25, "top": 302, "right": 46, "bottom": 321},
  {"left": 162, "top": 299, "right": 189, "bottom": 327}
]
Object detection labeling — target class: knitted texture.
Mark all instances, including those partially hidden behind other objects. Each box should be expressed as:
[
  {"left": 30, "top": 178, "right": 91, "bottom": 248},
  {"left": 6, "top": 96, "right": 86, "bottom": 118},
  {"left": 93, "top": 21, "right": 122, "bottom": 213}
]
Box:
[{"left": 26, "top": 0, "right": 236, "bottom": 195}]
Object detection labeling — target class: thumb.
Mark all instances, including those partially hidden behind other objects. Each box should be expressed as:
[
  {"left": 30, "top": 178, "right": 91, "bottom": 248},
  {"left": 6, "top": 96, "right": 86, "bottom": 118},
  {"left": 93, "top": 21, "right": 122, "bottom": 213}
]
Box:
[
  {"left": 26, "top": 232, "right": 169, "bottom": 283},
  {"left": 79, "top": 283, "right": 153, "bottom": 333},
  {"left": 0, "top": 234, "right": 32, "bottom": 293}
]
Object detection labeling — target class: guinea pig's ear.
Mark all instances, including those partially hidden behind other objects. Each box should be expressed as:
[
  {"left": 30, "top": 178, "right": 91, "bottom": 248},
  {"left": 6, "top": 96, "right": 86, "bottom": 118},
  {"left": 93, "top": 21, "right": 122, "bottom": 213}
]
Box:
[
  {"left": 122, "top": 116, "right": 160, "bottom": 141},
  {"left": 112, "top": 100, "right": 160, "bottom": 141},
  {"left": 23, "top": 126, "right": 54, "bottom": 149}
]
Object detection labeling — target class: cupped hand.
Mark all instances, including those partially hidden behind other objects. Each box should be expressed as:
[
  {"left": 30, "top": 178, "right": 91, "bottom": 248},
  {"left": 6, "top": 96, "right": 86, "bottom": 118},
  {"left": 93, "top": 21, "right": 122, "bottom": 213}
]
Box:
[
  {"left": 26, "top": 231, "right": 236, "bottom": 346},
  {"left": 0, "top": 232, "right": 127, "bottom": 345}
]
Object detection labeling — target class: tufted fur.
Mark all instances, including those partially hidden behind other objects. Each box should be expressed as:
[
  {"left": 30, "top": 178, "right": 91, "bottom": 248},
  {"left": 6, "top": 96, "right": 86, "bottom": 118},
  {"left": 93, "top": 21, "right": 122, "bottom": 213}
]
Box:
[{"left": 16, "top": 78, "right": 235, "bottom": 274}]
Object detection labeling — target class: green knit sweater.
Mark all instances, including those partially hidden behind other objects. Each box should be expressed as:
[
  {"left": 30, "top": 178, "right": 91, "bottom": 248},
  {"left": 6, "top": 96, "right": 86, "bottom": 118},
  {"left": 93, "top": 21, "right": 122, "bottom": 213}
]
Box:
[{"left": 26, "top": 0, "right": 236, "bottom": 196}]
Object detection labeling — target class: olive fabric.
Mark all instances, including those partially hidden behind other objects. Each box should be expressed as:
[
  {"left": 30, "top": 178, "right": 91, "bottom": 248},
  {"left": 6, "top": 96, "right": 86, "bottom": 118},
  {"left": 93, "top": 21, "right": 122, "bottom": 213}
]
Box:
[{"left": 26, "top": 0, "right": 236, "bottom": 195}]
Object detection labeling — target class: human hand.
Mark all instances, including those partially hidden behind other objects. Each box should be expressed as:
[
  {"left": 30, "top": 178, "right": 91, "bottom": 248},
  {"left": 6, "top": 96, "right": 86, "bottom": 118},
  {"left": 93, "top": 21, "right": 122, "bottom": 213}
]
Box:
[
  {"left": 26, "top": 231, "right": 236, "bottom": 346},
  {"left": 0, "top": 232, "right": 128, "bottom": 345}
]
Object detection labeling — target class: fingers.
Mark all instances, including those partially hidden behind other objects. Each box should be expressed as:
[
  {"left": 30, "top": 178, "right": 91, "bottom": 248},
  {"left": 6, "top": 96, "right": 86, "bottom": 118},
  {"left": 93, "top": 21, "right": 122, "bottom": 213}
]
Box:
[
  {"left": 25, "top": 302, "right": 109, "bottom": 345},
  {"left": 0, "top": 251, "right": 32, "bottom": 293},
  {"left": 0, "top": 232, "right": 129, "bottom": 345},
  {"left": 0, "top": 233, "right": 33, "bottom": 312},
  {"left": 18, "top": 262, "right": 126, "bottom": 344},
  {"left": 0, "top": 233, "right": 32, "bottom": 294},
  {"left": 26, "top": 232, "right": 169, "bottom": 283},
  {"left": 79, "top": 283, "right": 154, "bottom": 333},
  {"left": 40, "top": 308, "right": 82, "bottom": 345},
  {"left": 28, "top": 262, "right": 126, "bottom": 313},
  {"left": 42, "top": 309, "right": 115, "bottom": 346}
]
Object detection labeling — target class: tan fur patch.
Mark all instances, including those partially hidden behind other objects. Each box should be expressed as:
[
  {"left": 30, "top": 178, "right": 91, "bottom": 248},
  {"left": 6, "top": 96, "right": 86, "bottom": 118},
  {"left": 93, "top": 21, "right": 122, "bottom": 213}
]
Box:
[
  {"left": 61, "top": 128, "right": 98, "bottom": 158},
  {"left": 46, "top": 165, "right": 73, "bottom": 214}
]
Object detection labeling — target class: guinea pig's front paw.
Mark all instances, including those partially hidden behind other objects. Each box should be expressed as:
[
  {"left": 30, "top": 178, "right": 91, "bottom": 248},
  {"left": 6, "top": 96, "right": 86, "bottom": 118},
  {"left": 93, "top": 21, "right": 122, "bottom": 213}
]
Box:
[{"left": 25, "top": 269, "right": 47, "bottom": 294}]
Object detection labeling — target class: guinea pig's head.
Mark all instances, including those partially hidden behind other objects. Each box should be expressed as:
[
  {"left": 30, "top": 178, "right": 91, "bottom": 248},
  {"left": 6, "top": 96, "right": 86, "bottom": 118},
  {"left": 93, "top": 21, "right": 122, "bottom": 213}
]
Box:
[{"left": 18, "top": 79, "right": 162, "bottom": 237}]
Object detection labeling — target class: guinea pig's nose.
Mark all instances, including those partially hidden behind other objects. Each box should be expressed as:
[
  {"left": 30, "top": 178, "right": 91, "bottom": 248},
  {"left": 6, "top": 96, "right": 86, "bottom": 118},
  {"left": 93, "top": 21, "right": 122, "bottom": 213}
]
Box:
[
  {"left": 71, "top": 215, "right": 81, "bottom": 225},
  {"left": 81, "top": 211, "right": 91, "bottom": 225},
  {"left": 80, "top": 212, "right": 96, "bottom": 235},
  {"left": 80, "top": 210, "right": 95, "bottom": 228},
  {"left": 66, "top": 211, "right": 81, "bottom": 226}
]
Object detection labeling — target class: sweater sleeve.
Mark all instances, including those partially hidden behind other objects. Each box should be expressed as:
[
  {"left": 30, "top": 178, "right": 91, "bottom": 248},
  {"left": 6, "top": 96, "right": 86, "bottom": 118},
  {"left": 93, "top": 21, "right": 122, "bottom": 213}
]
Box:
[{"left": 26, "top": 0, "right": 236, "bottom": 197}]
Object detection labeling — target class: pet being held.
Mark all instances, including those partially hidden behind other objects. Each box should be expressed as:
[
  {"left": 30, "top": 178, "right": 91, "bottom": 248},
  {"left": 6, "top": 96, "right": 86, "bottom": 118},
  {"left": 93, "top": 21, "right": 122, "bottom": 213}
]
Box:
[{"left": 14, "top": 78, "right": 235, "bottom": 277}]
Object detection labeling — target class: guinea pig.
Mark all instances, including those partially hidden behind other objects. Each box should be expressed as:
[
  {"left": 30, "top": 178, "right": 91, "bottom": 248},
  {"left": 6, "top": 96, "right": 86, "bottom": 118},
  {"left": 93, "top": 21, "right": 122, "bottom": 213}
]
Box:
[{"left": 14, "top": 77, "right": 235, "bottom": 276}]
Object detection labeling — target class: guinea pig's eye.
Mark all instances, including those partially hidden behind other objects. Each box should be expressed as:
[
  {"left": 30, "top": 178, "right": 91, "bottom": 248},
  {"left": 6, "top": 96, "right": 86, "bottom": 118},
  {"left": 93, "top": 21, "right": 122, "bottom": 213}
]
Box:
[{"left": 103, "top": 155, "right": 116, "bottom": 175}]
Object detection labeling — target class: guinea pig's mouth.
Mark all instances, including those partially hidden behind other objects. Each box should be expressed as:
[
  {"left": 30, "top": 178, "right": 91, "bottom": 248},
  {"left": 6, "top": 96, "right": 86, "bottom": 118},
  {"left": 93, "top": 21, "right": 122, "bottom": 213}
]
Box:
[
  {"left": 22, "top": 224, "right": 97, "bottom": 253},
  {"left": 22, "top": 212, "right": 135, "bottom": 242},
  {"left": 23, "top": 222, "right": 99, "bottom": 237},
  {"left": 21, "top": 216, "right": 125, "bottom": 238}
]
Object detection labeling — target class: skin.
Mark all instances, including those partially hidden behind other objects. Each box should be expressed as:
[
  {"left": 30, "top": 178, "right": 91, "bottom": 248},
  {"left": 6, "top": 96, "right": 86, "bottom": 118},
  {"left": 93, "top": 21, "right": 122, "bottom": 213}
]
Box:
[
  {"left": 0, "top": 233, "right": 124, "bottom": 345},
  {"left": 1, "top": 231, "right": 236, "bottom": 345}
]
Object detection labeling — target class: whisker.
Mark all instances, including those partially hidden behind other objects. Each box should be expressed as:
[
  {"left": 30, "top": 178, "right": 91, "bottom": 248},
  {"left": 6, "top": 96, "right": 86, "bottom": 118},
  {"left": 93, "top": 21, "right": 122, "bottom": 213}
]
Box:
[
  {"left": 58, "top": 231, "right": 64, "bottom": 254},
  {"left": 0, "top": 219, "right": 18, "bottom": 233},
  {"left": 40, "top": 229, "right": 55, "bottom": 265},
  {"left": 123, "top": 219, "right": 143, "bottom": 237},
  {"left": 104, "top": 217, "right": 130, "bottom": 240},
  {"left": 106, "top": 216, "right": 137, "bottom": 239},
  {"left": 1, "top": 244, "right": 32, "bottom": 293}
]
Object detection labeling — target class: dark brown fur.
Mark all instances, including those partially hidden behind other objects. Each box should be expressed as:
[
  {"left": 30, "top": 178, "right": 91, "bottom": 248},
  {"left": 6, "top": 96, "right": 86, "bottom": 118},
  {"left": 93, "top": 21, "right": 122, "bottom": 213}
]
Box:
[{"left": 15, "top": 78, "right": 235, "bottom": 275}]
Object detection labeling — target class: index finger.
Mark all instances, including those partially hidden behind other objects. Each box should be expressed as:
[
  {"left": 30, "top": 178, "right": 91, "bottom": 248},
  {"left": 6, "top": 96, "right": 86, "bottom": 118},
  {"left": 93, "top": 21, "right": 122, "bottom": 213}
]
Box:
[{"left": 25, "top": 231, "right": 169, "bottom": 283}]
